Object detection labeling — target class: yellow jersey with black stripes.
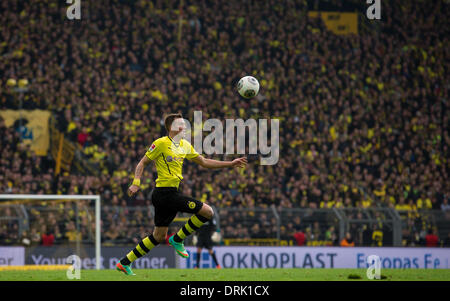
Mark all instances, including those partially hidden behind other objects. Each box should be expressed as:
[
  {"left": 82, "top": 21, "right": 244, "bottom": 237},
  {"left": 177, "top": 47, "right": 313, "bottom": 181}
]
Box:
[{"left": 145, "top": 136, "right": 199, "bottom": 188}]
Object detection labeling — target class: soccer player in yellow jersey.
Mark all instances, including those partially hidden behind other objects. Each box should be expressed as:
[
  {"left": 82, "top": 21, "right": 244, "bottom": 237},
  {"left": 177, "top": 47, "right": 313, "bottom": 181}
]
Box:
[{"left": 116, "top": 113, "right": 247, "bottom": 275}]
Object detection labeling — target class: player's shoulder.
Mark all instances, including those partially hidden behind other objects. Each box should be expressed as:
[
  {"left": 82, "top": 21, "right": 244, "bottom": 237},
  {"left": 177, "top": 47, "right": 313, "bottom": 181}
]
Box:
[
  {"left": 152, "top": 136, "right": 170, "bottom": 146},
  {"left": 180, "top": 138, "right": 193, "bottom": 147},
  {"left": 147, "top": 137, "right": 168, "bottom": 153}
]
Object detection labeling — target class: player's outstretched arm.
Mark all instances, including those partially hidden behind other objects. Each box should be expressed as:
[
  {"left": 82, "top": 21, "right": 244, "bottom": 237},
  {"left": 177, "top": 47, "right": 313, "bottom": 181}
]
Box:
[
  {"left": 191, "top": 155, "right": 247, "bottom": 169},
  {"left": 128, "top": 155, "right": 151, "bottom": 196}
]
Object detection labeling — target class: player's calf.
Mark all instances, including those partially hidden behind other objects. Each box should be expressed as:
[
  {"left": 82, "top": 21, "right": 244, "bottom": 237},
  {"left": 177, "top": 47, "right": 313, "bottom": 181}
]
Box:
[
  {"left": 118, "top": 234, "right": 160, "bottom": 267},
  {"left": 171, "top": 213, "right": 211, "bottom": 258}
]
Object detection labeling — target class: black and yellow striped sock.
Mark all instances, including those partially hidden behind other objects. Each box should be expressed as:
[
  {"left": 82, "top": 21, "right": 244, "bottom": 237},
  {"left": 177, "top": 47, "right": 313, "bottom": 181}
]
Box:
[
  {"left": 173, "top": 214, "right": 209, "bottom": 243},
  {"left": 120, "top": 234, "right": 159, "bottom": 266}
]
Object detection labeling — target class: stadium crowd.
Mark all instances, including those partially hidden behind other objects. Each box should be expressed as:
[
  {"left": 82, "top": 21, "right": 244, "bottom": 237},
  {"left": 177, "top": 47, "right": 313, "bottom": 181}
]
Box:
[{"left": 0, "top": 0, "right": 449, "bottom": 247}]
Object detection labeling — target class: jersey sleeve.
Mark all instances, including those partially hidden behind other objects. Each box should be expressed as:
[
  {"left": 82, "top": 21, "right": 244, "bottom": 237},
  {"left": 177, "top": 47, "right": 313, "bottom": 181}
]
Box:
[
  {"left": 184, "top": 140, "right": 200, "bottom": 160},
  {"left": 145, "top": 140, "right": 162, "bottom": 161}
]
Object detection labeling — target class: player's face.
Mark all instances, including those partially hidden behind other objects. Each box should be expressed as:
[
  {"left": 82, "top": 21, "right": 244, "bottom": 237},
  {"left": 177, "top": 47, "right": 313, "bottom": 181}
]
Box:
[{"left": 171, "top": 118, "right": 187, "bottom": 138}]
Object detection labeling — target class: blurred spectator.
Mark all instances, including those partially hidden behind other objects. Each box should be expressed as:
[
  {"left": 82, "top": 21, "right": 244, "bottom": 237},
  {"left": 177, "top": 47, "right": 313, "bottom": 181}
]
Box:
[
  {"left": 324, "top": 226, "right": 334, "bottom": 241},
  {"left": 305, "top": 227, "right": 314, "bottom": 242},
  {"left": 77, "top": 128, "right": 89, "bottom": 148},
  {"left": 444, "top": 233, "right": 450, "bottom": 247},
  {"left": 64, "top": 221, "right": 81, "bottom": 242},
  {"left": 292, "top": 216, "right": 302, "bottom": 231},
  {"left": 412, "top": 231, "right": 425, "bottom": 247},
  {"left": 293, "top": 228, "right": 306, "bottom": 246},
  {"left": 425, "top": 229, "right": 439, "bottom": 247},
  {"left": 371, "top": 225, "right": 383, "bottom": 247},
  {"left": 53, "top": 225, "right": 63, "bottom": 243},
  {"left": 330, "top": 232, "right": 339, "bottom": 246},
  {"left": 41, "top": 225, "right": 55, "bottom": 246},
  {"left": 340, "top": 232, "right": 355, "bottom": 247},
  {"left": 30, "top": 228, "right": 41, "bottom": 245},
  {"left": 0, "top": 227, "right": 7, "bottom": 244},
  {"left": 250, "top": 223, "right": 265, "bottom": 239},
  {"left": 441, "top": 199, "right": 450, "bottom": 212},
  {"left": 324, "top": 226, "right": 338, "bottom": 246},
  {"left": 312, "top": 221, "right": 322, "bottom": 241},
  {"left": 279, "top": 226, "right": 291, "bottom": 241},
  {"left": 20, "top": 231, "right": 31, "bottom": 247}
]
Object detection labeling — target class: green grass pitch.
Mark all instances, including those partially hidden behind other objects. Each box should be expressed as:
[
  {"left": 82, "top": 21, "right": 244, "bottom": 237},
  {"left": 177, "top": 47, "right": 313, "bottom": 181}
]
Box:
[{"left": 1, "top": 268, "right": 450, "bottom": 281}]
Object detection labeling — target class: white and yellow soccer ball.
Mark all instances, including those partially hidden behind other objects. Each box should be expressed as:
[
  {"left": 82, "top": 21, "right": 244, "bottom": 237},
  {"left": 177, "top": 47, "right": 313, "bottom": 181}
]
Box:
[{"left": 237, "top": 76, "right": 260, "bottom": 99}]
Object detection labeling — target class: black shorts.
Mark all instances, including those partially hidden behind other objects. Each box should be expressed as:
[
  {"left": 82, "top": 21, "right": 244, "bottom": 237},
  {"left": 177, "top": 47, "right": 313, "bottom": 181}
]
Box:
[
  {"left": 196, "top": 224, "right": 215, "bottom": 249},
  {"left": 197, "top": 234, "right": 214, "bottom": 249},
  {"left": 151, "top": 187, "right": 203, "bottom": 227}
]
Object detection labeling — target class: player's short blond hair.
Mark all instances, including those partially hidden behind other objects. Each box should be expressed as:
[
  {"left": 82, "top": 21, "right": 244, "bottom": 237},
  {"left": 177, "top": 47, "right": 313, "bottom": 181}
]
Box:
[{"left": 164, "top": 113, "right": 183, "bottom": 132}]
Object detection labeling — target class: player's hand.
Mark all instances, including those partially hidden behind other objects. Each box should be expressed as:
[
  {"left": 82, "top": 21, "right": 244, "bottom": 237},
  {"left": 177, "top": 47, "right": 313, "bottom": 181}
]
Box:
[
  {"left": 128, "top": 185, "right": 140, "bottom": 197},
  {"left": 231, "top": 157, "right": 247, "bottom": 168}
]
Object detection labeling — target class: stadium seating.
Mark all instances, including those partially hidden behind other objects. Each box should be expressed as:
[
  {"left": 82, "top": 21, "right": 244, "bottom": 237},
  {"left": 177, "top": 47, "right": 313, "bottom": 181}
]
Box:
[{"left": 0, "top": 0, "right": 448, "bottom": 247}]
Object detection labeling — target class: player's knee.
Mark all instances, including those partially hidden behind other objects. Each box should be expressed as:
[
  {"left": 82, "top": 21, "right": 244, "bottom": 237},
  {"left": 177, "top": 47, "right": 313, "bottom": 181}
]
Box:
[{"left": 200, "top": 204, "right": 214, "bottom": 220}]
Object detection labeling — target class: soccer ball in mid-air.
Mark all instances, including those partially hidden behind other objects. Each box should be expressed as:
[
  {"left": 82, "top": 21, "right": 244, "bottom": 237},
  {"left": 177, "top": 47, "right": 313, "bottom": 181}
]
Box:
[{"left": 237, "top": 76, "right": 260, "bottom": 99}]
